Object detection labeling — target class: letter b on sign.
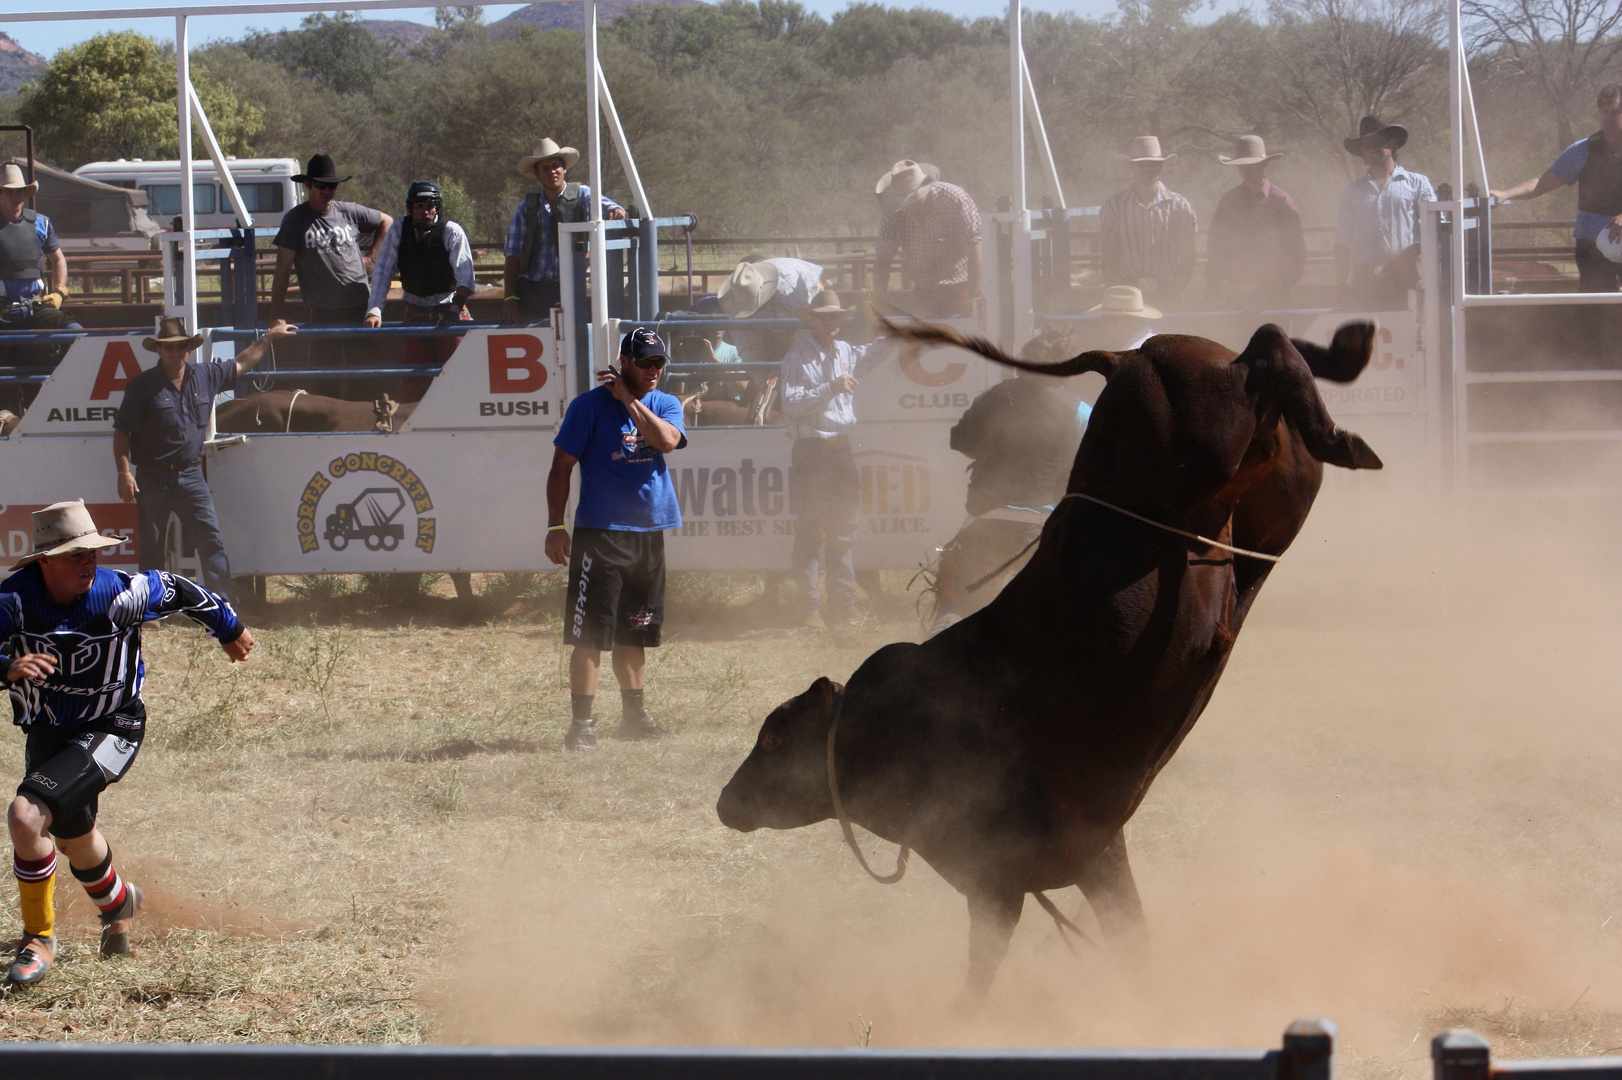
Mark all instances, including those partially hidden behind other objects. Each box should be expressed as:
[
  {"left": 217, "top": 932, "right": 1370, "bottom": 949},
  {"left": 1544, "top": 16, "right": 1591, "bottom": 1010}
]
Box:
[{"left": 488, "top": 334, "right": 547, "bottom": 394}]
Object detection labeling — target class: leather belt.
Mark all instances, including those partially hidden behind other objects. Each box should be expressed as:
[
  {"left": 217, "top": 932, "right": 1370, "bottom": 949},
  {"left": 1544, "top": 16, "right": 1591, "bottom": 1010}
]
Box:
[{"left": 138, "top": 459, "right": 201, "bottom": 472}]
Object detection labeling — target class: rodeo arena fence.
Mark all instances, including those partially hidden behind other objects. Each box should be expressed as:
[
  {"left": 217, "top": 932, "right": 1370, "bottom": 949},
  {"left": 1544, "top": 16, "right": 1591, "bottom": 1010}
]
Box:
[{"left": 2, "top": 0, "right": 1621, "bottom": 1069}]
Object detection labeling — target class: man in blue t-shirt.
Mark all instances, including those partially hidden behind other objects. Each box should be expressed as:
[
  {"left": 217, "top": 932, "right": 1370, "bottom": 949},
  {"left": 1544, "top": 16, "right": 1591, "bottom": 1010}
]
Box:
[
  {"left": 546, "top": 327, "right": 687, "bottom": 751},
  {"left": 1492, "top": 85, "right": 1622, "bottom": 292}
]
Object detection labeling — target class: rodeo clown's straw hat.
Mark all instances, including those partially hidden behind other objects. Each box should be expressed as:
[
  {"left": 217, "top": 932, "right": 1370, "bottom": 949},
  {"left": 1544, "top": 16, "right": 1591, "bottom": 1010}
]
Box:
[
  {"left": 717, "top": 260, "right": 781, "bottom": 317},
  {"left": 12, "top": 500, "right": 123, "bottom": 570},
  {"left": 0, "top": 163, "right": 38, "bottom": 196},
  {"left": 1219, "top": 134, "right": 1282, "bottom": 166},
  {"left": 144, "top": 316, "right": 204, "bottom": 353},
  {"left": 1343, "top": 116, "right": 1408, "bottom": 155},
  {"left": 799, "top": 289, "right": 852, "bottom": 318},
  {"left": 875, "top": 160, "right": 940, "bottom": 214},
  {"left": 1123, "top": 136, "right": 1176, "bottom": 164},
  {"left": 517, "top": 138, "right": 580, "bottom": 177},
  {"left": 1088, "top": 285, "right": 1163, "bottom": 319}
]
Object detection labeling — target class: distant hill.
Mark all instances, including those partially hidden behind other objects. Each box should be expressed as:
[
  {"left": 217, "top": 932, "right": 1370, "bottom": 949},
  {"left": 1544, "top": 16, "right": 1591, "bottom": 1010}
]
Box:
[
  {"left": 493, "top": 0, "right": 705, "bottom": 35},
  {"left": 360, "top": 19, "right": 435, "bottom": 49},
  {"left": 0, "top": 32, "right": 46, "bottom": 95}
]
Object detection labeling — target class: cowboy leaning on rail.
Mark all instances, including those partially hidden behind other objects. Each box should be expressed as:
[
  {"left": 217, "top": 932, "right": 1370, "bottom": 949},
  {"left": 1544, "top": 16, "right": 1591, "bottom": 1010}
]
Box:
[{"left": 0, "top": 500, "right": 255, "bottom": 986}]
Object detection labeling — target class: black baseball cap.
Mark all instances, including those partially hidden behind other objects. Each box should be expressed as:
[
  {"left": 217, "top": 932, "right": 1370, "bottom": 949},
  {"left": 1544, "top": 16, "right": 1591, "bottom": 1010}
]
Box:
[{"left": 620, "top": 327, "right": 667, "bottom": 362}]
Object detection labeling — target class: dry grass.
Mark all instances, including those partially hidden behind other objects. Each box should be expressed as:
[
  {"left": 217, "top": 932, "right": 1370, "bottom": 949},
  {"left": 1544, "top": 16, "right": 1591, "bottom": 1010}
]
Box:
[{"left": 0, "top": 563, "right": 1616, "bottom": 1074}]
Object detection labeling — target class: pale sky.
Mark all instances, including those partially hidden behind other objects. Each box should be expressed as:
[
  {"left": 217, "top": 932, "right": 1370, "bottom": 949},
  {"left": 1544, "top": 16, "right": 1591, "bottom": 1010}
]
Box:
[{"left": 1, "top": 0, "right": 1246, "bottom": 62}]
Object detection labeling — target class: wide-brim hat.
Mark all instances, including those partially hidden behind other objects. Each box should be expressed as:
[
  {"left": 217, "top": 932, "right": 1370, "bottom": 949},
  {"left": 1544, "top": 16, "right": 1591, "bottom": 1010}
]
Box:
[
  {"left": 144, "top": 315, "right": 205, "bottom": 352},
  {"left": 800, "top": 289, "right": 851, "bottom": 317},
  {"left": 1219, "top": 134, "right": 1282, "bottom": 166},
  {"left": 517, "top": 138, "right": 580, "bottom": 177},
  {"left": 1344, "top": 116, "right": 1408, "bottom": 155},
  {"left": 1088, "top": 285, "right": 1162, "bottom": 319},
  {"left": 1124, "top": 136, "right": 1176, "bottom": 164},
  {"left": 11, "top": 499, "right": 123, "bottom": 570},
  {"left": 0, "top": 162, "right": 38, "bottom": 196},
  {"left": 717, "top": 260, "right": 781, "bottom": 317},
  {"left": 291, "top": 153, "right": 351, "bottom": 185},
  {"left": 875, "top": 160, "right": 940, "bottom": 213}
]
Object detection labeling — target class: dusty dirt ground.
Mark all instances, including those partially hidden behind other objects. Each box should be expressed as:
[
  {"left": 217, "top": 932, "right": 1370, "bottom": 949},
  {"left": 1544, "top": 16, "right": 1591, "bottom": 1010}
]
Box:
[{"left": 0, "top": 551, "right": 1618, "bottom": 1071}]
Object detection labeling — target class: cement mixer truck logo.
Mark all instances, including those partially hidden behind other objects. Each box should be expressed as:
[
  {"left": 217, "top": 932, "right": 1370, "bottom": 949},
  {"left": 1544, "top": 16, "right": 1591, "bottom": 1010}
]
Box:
[{"left": 296, "top": 452, "right": 436, "bottom": 555}]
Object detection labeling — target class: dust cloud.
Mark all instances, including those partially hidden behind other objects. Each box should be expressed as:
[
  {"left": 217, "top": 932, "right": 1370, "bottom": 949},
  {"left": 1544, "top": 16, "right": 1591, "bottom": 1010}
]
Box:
[{"left": 429, "top": 437, "right": 1622, "bottom": 1072}]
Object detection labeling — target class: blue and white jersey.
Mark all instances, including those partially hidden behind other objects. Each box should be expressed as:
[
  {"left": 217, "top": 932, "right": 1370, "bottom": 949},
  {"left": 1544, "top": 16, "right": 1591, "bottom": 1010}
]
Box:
[{"left": 0, "top": 565, "right": 242, "bottom": 728}]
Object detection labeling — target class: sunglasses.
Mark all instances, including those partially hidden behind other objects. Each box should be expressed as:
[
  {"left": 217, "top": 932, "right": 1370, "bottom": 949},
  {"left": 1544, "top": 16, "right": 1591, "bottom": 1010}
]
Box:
[
  {"left": 628, "top": 354, "right": 666, "bottom": 370},
  {"left": 309, "top": 181, "right": 339, "bottom": 191}
]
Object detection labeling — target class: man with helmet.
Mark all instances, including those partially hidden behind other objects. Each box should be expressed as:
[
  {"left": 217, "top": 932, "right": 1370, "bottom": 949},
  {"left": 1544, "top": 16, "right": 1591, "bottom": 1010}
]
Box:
[
  {"left": 365, "top": 180, "right": 476, "bottom": 401},
  {"left": 1492, "top": 86, "right": 1622, "bottom": 293}
]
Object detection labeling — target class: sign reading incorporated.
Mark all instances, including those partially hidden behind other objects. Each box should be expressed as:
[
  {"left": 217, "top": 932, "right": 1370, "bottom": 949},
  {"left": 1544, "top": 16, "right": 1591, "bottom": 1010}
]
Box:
[{"left": 296, "top": 451, "right": 436, "bottom": 555}]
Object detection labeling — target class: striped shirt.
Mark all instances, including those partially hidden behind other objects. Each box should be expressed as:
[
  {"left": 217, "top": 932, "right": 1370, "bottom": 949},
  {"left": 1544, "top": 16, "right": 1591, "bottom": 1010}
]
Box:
[
  {"left": 366, "top": 218, "right": 476, "bottom": 317},
  {"left": 502, "top": 186, "right": 623, "bottom": 284},
  {"left": 779, "top": 336, "right": 896, "bottom": 440},
  {"left": 1, "top": 565, "right": 241, "bottom": 728},
  {"left": 1335, "top": 166, "right": 1435, "bottom": 269},
  {"left": 1098, "top": 182, "right": 1198, "bottom": 290},
  {"left": 876, "top": 182, "right": 982, "bottom": 288}
]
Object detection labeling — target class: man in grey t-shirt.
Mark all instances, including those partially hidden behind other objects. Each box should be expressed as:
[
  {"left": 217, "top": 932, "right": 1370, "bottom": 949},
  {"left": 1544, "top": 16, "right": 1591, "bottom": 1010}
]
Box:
[{"left": 270, "top": 154, "right": 392, "bottom": 328}]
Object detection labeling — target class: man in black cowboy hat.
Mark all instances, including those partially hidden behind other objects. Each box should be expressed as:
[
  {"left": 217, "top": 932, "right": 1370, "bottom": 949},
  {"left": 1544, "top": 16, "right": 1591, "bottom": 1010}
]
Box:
[
  {"left": 1491, "top": 86, "right": 1622, "bottom": 293},
  {"left": 269, "top": 154, "right": 392, "bottom": 331},
  {"left": 1334, "top": 116, "right": 1436, "bottom": 309},
  {"left": 112, "top": 317, "right": 294, "bottom": 603}
]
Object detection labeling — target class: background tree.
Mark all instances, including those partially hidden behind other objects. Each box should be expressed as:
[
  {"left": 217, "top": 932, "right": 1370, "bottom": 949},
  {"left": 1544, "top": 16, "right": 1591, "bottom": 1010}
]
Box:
[
  {"left": 1463, "top": 0, "right": 1622, "bottom": 147},
  {"left": 242, "top": 13, "right": 400, "bottom": 96},
  {"left": 18, "top": 31, "right": 260, "bottom": 168}
]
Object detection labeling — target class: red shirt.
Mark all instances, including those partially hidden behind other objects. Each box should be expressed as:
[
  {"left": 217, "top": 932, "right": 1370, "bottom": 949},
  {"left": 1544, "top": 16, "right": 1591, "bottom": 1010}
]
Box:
[{"left": 1206, "top": 179, "right": 1307, "bottom": 308}]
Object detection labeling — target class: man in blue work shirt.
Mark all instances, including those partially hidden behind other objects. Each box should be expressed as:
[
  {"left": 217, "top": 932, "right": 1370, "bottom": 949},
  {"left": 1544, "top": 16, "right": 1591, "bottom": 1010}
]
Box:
[
  {"left": 1, "top": 500, "right": 253, "bottom": 985},
  {"left": 1492, "top": 86, "right": 1622, "bottom": 292},
  {"left": 500, "top": 138, "right": 626, "bottom": 324},
  {"left": 545, "top": 327, "right": 687, "bottom": 751},
  {"left": 1335, "top": 117, "right": 1436, "bottom": 309},
  {"left": 112, "top": 317, "right": 294, "bottom": 604}
]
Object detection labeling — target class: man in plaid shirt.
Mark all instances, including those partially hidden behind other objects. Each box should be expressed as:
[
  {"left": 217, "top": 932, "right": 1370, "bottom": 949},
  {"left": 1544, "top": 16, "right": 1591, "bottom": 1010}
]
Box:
[
  {"left": 500, "top": 137, "right": 625, "bottom": 324},
  {"left": 1098, "top": 136, "right": 1198, "bottom": 306},
  {"left": 873, "top": 160, "right": 982, "bottom": 318}
]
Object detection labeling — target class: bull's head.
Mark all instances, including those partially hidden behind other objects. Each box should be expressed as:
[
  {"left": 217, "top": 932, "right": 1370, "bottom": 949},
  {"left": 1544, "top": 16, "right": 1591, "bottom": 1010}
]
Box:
[{"left": 716, "top": 677, "right": 840, "bottom": 832}]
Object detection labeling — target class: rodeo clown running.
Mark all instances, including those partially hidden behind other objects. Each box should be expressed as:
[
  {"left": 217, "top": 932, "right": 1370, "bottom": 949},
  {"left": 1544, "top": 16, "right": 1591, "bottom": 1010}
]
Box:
[{"left": 0, "top": 500, "right": 254, "bottom": 985}]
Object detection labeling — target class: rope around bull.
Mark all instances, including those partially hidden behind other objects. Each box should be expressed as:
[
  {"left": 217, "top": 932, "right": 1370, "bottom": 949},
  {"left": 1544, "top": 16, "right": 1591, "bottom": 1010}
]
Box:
[
  {"left": 825, "top": 690, "right": 910, "bottom": 884},
  {"left": 965, "top": 491, "right": 1283, "bottom": 594}
]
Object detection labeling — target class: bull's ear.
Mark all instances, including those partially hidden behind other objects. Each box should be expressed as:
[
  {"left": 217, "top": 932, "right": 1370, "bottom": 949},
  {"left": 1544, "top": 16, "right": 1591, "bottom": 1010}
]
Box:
[
  {"left": 1238, "top": 323, "right": 1384, "bottom": 471},
  {"left": 1290, "top": 321, "right": 1377, "bottom": 383}
]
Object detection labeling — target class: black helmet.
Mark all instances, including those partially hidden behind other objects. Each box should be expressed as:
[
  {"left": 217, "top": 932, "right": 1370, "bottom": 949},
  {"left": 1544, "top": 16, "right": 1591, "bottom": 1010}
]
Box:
[{"left": 406, "top": 180, "right": 442, "bottom": 211}]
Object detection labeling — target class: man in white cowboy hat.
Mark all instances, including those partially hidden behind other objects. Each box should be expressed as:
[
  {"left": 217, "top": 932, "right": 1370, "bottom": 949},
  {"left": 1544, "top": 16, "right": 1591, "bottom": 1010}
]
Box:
[
  {"left": 1206, "top": 135, "right": 1306, "bottom": 310},
  {"left": 0, "top": 500, "right": 254, "bottom": 986},
  {"left": 715, "top": 254, "right": 824, "bottom": 366},
  {"left": 1098, "top": 136, "right": 1198, "bottom": 306},
  {"left": 1491, "top": 85, "right": 1622, "bottom": 293},
  {"left": 1087, "top": 284, "right": 1163, "bottom": 352},
  {"left": 269, "top": 154, "right": 392, "bottom": 331},
  {"left": 0, "top": 162, "right": 77, "bottom": 332},
  {"left": 112, "top": 317, "right": 294, "bottom": 604},
  {"left": 1334, "top": 116, "right": 1435, "bottom": 309},
  {"left": 501, "top": 138, "right": 626, "bottom": 324},
  {"left": 872, "top": 160, "right": 983, "bottom": 318},
  {"left": 779, "top": 290, "right": 915, "bottom": 628}
]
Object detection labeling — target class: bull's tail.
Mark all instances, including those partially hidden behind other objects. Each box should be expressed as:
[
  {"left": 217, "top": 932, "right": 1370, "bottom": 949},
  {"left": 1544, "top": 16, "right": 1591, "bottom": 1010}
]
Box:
[
  {"left": 1030, "top": 890, "right": 1100, "bottom": 954},
  {"left": 875, "top": 308, "right": 1122, "bottom": 380}
]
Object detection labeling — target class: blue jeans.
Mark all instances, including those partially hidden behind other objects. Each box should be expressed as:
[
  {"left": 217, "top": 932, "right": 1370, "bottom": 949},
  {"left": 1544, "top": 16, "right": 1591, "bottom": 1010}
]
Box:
[
  {"left": 135, "top": 464, "right": 235, "bottom": 602},
  {"left": 791, "top": 437, "right": 860, "bottom": 615}
]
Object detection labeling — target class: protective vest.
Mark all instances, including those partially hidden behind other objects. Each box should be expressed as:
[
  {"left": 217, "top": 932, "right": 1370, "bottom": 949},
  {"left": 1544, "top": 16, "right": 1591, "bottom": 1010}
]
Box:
[
  {"left": 397, "top": 220, "right": 458, "bottom": 296},
  {"left": 1577, "top": 131, "right": 1622, "bottom": 218},
  {"left": 517, "top": 182, "right": 584, "bottom": 280},
  {"left": 0, "top": 209, "right": 43, "bottom": 282}
]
